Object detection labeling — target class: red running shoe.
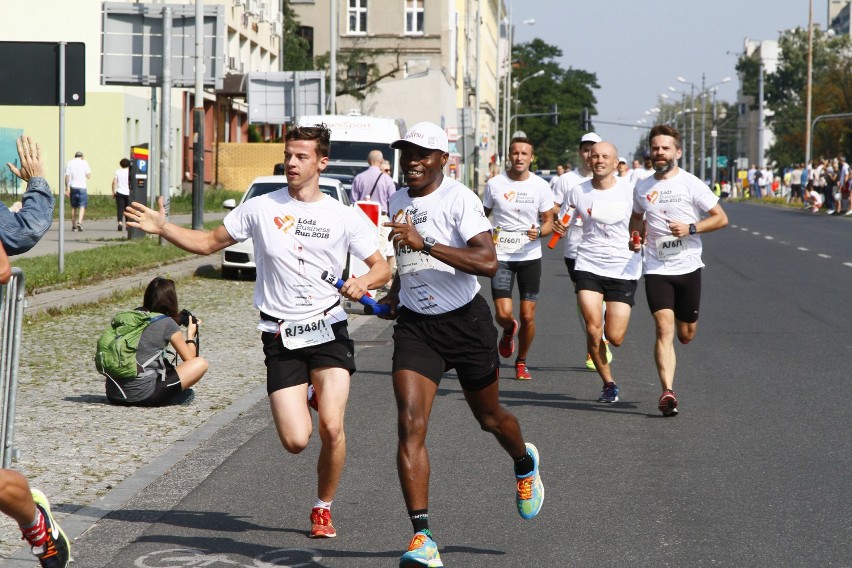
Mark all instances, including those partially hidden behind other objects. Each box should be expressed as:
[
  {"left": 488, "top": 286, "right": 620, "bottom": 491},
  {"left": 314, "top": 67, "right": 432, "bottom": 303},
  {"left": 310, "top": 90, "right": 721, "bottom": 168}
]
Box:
[
  {"left": 658, "top": 389, "right": 679, "bottom": 417},
  {"left": 309, "top": 507, "right": 336, "bottom": 538},
  {"left": 499, "top": 320, "right": 519, "bottom": 358},
  {"left": 515, "top": 360, "right": 532, "bottom": 380}
]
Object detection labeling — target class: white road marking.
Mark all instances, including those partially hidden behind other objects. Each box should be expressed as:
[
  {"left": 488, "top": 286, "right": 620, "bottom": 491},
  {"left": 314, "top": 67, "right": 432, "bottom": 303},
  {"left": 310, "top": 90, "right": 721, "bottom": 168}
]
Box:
[
  {"left": 818, "top": 253, "right": 831, "bottom": 259},
  {"left": 798, "top": 247, "right": 809, "bottom": 251}
]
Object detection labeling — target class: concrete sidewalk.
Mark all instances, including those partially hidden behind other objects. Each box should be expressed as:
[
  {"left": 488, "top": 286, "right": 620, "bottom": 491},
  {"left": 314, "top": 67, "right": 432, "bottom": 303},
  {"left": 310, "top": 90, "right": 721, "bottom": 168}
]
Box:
[{"left": 16, "top": 211, "right": 226, "bottom": 260}]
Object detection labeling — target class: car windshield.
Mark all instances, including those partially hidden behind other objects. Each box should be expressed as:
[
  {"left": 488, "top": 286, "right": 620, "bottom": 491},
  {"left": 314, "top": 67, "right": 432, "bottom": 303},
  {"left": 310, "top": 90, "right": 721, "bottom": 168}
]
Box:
[{"left": 244, "top": 182, "right": 341, "bottom": 202}]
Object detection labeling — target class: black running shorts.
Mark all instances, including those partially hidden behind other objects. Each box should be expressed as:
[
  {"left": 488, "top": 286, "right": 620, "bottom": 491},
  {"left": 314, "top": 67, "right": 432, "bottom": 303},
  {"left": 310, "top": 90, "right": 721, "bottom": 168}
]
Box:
[
  {"left": 573, "top": 270, "right": 639, "bottom": 307},
  {"left": 563, "top": 257, "right": 578, "bottom": 283},
  {"left": 262, "top": 321, "right": 355, "bottom": 394},
  {"left": 392, "top": 294, "right": 499, "bottom": 391},
  {"left": 491, "top": 259, "right": 542, "bottom": 301},
  {"left": 644, "top": 269, "right": 702, "bottom": 323}
]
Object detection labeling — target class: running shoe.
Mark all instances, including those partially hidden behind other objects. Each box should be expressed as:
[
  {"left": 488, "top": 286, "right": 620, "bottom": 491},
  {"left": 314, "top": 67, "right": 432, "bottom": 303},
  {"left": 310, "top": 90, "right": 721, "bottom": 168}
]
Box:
[
  {"left": 399, "top": 530, "right": 443, "bottom": 567},
  {"left": 659, "top": 389, "right": 679, "bottom": 417},
  {"left": 498, "top": 320, "right": 519, "bottom": 358},
  {"left": 30, "top": 489, "right": 71, "bottom": 568},
  {"left": 309, "top": 507, "right": 336, "bottom": 538},
  {"left": 515, "top": 360, "right": 531, "bottom": 380},
  {"left": 516, "top": 442, "right": 544, "bottom": 520},
  {"left": 598, "top": 382, "right": 619, "bottom": 403},
  {"left": 307, "top": 384, "right": 318, "bottom": 411},
  {"left": 585, "top": 343, "right": 613, "bottom": 370}
]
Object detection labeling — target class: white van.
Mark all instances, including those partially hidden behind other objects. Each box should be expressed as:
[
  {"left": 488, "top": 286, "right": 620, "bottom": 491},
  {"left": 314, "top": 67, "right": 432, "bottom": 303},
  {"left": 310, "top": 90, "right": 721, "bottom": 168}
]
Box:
[{"left": 297, "top": 111, "right": 405, "bottom": 194}]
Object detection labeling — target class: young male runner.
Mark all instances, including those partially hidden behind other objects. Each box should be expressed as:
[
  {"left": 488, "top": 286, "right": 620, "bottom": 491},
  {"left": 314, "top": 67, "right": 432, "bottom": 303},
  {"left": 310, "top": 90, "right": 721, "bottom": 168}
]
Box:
[
  {"left": 379, "top": 122, "right": 544, "bottom": 567},
  {"left": 483, "top": 136, "right": 554, "bottom": 380},
  {"left": 630, "top": 125, "right": 728, "bottom": 416},
  {"left": 126, "top": 125, "right": 391, "bottom": 536},
  {"left": 552, "top": 132, "right": 613, "bottom": 369},
  {"left": 565, "top": 142, "right": 642, "bottom": 403}
]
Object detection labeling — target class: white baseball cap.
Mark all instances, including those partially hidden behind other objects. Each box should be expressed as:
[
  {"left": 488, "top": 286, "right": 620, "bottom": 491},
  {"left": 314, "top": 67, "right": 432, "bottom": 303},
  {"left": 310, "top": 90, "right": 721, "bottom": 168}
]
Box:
[
  {"left": 618, "top": 156, "right": 627, "bottom": 164},
  {"left": 580, "top": 132, "right": 602, "bottom": 144},
  {"left": 391, "top": 122, "right": 449, "bottom": 153}
]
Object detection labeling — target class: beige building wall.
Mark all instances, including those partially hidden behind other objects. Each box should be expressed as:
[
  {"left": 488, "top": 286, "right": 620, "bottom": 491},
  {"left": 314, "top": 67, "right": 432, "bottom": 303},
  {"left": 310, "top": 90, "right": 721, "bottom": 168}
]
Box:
[{"left": 0, "top": 0, "right": 280, "bottom": 196}]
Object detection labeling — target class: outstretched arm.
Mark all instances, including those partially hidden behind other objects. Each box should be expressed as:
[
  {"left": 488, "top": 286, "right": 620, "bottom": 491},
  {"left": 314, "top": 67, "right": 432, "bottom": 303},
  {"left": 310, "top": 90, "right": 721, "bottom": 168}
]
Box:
[{"left": 125, "top": 196, "right": 237, "bottom": 255}]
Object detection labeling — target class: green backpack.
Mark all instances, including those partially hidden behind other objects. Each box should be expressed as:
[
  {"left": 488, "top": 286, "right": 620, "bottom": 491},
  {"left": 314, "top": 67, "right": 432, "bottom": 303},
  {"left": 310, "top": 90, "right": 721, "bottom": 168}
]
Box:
[{"left": 95, "top": 310, "right": 169, "bottom": 380}]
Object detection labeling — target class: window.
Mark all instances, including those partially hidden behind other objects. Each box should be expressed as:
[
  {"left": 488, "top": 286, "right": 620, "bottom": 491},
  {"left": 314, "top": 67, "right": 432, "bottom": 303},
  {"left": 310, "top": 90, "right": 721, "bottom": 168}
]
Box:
[
  {"left": 405, "top": 0, "right": 424, "bottom": 34},
  {"left": 348, "top": 0, "right": 367, "bottom": 34}
]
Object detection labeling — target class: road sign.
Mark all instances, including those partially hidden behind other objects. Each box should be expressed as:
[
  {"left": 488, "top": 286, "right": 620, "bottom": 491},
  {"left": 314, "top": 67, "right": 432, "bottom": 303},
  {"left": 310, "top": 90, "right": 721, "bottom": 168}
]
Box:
[
  {"left": 247, "top": 71, "right": 325, "bottom": 124},
  {"left": 0, "top": 42, "right": 85, "bottom": 106},
  {"left": 101, "top": 2, "right": 224, "bottom": 88}
]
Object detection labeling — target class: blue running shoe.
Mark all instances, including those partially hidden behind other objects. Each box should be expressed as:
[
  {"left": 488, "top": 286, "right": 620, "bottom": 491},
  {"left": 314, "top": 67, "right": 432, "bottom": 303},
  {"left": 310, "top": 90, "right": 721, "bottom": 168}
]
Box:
[
  {"left": 399, "top": 531, "right": 443, "bottom": 567},
  {"left": 598, "top": 382, "right": 619, "bottom": 403},
  {"left": 516, "top": 443, "right": 544, "bottom": 519},
  {"left": 30, "top": 489, "right": 71, "bottom": 568}
]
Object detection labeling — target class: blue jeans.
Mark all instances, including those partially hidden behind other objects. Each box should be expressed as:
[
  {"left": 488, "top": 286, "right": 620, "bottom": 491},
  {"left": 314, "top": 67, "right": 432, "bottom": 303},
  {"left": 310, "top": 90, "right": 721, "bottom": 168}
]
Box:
[{"left": 0, "top": 177, "right": 55, "bottom": 256}]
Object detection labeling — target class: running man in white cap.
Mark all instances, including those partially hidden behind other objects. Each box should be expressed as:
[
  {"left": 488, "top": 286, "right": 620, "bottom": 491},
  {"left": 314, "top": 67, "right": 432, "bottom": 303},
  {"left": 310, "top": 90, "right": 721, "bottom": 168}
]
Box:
[{"left": 379, "top": 121, "right": 544, "bottom": 568}]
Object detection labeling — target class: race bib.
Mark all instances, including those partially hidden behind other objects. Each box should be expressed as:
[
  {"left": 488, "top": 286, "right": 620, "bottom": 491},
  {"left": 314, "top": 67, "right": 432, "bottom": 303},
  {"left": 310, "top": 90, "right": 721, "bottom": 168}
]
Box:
[
  {"left": 279, "top": 312, "right": 335, "bottom": 350},
  {"left": 396, "top": 244, "right": 436, "bottom": 275},
  {"left": 656, "top": 235, "right": 689, "bottom": 260},
  {"left": 590, "top": 200, "right": 626, "bottom": 225},
  {"left": 494, "top": 230, "right": 528, "bottom": 254}
]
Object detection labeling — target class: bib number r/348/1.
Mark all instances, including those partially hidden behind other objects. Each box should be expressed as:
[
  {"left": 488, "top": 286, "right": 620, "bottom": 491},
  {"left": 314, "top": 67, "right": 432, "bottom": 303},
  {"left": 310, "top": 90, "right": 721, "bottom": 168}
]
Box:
[{"left": 280, "top": 313, "right": 334, "bottom": 350}]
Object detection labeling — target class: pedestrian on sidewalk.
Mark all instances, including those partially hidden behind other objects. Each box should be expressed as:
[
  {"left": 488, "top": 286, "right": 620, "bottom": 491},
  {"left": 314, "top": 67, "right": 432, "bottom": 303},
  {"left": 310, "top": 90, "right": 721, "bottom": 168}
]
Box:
[
  {"left": 64, "top": 150, "right": 91, "bottom": 232},
  {"left": 113, "top": 158, "right": 131, "bottom": 232},
  {"left": 125, "top": 124, "right": 390, "bottom": 539},
  {"left": 379, "top": 122, "right": 544, "bottom": 568}
]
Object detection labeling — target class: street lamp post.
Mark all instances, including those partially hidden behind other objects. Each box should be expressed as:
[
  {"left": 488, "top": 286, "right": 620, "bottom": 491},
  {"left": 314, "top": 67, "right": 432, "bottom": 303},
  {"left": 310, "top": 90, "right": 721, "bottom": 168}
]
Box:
[
  {"left": 677, "top": 76, "right": 697, "bottom": 173},
  {"left": 668, "top": 86, "right": 688, "bottom": 168},
  {"left": 679, "top": 74, "right": 730, "bottom": 180},
  {"left": 510, "top": 69, "right": 545, "bottom": 135},
  {"left": 500, "top": 12, "right": 535, "bottom": 168}
]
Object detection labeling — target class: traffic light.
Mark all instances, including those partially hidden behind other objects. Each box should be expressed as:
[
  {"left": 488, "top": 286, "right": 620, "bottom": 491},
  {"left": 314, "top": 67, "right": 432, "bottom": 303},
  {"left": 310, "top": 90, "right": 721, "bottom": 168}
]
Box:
[
  {"left": 580, "top": 108, "right": 591, "bottom": 131},
  {"left": 551, "top": 103, "right": 558, "bottom": 126}
]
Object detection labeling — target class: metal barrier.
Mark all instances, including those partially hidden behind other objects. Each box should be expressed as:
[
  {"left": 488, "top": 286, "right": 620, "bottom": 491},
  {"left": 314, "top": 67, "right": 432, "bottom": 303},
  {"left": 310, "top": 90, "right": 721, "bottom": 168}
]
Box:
[{"left": 0, "top": 268, "right": 25, "bottom": 468}]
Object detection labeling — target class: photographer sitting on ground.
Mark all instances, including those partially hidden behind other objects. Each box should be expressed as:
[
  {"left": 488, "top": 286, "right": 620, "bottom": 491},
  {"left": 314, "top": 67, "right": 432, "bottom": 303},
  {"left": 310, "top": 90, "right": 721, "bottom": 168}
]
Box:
[{"left": 106, "top": 277, "right": 208, "bottom": 406}]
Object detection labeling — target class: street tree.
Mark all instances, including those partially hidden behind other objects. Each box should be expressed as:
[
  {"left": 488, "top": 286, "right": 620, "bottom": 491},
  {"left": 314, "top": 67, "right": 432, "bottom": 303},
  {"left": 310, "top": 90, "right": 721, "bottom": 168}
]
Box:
[{"left": 505, "top": 39, "right": 599, "bottom": 169}]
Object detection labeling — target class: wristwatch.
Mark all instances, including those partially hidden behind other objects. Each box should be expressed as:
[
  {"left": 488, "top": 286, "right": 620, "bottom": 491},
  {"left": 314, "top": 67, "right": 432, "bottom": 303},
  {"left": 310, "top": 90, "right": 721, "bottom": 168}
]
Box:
[
  {"left": 688, "top": 223, "right": 697, "bottom": 235},
  {"left": 422, "top": 236, "right": 436, "bottom": 255}
]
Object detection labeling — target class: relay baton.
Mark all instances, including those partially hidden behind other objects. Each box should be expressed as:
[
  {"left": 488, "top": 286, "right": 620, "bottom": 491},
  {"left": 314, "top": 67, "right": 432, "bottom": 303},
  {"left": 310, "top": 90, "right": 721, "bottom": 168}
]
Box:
[
  {"left": 320, "top": 271, "right": 391, "bottom": 316},
  {"left": 547, "top": 213, "right": 572, "bottom": 249},
  {"left": 631, "top": 231, "right": 642, "bottom": 247}
]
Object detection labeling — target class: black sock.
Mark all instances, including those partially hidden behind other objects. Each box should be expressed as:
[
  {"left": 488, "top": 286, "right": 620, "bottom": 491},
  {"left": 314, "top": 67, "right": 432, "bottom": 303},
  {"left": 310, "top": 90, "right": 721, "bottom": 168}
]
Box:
[
  {"left": 409, "top": 509, "right": 429, "bottom": 533},
  {"left": 514, "top": 452, "right": 534, "bottom": 477}
]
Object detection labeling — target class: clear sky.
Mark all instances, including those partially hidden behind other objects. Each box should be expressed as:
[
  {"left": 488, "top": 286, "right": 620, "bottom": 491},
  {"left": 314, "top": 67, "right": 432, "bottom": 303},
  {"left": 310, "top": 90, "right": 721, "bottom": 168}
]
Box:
[{"left": 511, "top": 0, "right": 821, "bottom": 160}]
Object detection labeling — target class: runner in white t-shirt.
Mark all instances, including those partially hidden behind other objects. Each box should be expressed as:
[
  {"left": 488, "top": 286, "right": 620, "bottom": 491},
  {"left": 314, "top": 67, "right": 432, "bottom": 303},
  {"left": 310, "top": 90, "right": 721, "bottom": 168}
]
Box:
[
  {"left": 630, "top": 124, "right": 728, "bottom": 417},
  {"left": 551, "top": 132, "right": 614, "bottom": 370},
  {"left": 378, "top": 122, "right": 543, "bottom": 568},
  {"left": 483, "top": 136, "right": 554, "bottom": 380},
  {"left": 568, "top": 142, "right": 642, "bottom": 404},
  {"left": 125, "top": 125, "right": 390, "bottom": 538}
]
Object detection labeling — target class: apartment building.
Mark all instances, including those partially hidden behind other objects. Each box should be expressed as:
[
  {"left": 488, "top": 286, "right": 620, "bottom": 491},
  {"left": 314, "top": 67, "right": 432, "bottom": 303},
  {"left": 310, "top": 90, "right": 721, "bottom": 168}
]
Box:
[
  {"left": 0, "top": 0, "right": 280, "bottom": 196},
  {"left": 289, "top": 0, "right": 504, "bottom": 190}
]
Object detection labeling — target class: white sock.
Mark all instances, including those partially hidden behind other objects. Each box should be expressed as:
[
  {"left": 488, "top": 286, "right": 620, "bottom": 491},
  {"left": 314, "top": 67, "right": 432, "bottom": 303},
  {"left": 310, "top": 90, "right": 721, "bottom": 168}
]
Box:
[{"left": 313, "top": 498, "right": 332, "bottom": 510}]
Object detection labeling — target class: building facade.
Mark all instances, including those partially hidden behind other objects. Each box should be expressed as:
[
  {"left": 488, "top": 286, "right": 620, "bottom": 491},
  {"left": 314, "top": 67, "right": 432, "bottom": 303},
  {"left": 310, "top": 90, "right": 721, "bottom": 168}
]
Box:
[
  {"left": 0, "top": 0, "right": 280, "bottom": 196},
  {"left": 289, "top": 0, "right": 504, "bottom": 191},
  {"left": 736, "top": 38, "right": 779, "bottom": 169}
]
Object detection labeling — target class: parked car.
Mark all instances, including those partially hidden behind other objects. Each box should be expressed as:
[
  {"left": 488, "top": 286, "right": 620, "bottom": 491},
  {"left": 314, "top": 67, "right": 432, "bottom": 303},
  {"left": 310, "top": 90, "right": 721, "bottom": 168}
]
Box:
[{"left": 220, "top": 175, "right": 352, "bottom": 279}]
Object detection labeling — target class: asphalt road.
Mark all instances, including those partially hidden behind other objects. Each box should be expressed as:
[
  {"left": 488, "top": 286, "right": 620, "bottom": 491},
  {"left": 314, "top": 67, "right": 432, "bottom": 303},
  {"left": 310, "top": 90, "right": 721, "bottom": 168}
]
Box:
[{"left": 56, "top": 202, "right": 851, "bottom": 567}]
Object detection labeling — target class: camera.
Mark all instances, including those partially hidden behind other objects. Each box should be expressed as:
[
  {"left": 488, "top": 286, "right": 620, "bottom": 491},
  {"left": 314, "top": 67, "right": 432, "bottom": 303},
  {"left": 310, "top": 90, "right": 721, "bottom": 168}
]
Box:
[{"left": 178, "top": 309, "right": 198, "bottom": 327}]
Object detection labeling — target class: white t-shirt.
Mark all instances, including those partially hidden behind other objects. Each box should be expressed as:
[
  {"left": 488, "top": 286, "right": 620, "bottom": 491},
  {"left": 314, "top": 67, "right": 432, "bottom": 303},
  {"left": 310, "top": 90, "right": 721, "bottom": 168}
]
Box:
[
  {"left": 65, "top": 158, "right": 91, "bottom": 188},
  {"left": 553, "top": 169, "right": 590, "bottom": 259},
  {"left": 483, "top": 172, "right": 552, "bottom": 261},
  {"left": 388, "top": 176, "right": 493, "bottom": 315},
  {"left": 633, "top": 169, "right": 720, "bottom": 276},
  {"left": 114, "top": 168, "right": 130, "bottom": 195},
  {"left": 223, "top": 189, "right": 381, "bottom": 328},
  {"left": 568, "top": 177, "right": 642, "bottom": 280},
  {"left": 629, "top": 166, "right": 652, "bottom": 185}
]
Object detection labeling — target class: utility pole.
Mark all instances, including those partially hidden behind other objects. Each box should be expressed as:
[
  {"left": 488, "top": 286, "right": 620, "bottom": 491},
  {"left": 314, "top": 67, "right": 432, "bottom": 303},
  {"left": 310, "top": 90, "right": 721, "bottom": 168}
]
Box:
[
  {"left": 805, "top": 0, "right": 814, "bottom": 166},
  {"left": 758, "top": 61, "right": 765, "bottom": 168},
  {"left": 699, "top": 73, "right": 706, "bottom": 182},
  {"left": 329, "top": 0, "right": 336, "bottom": 114},
  {"left": 159, "top": 5, "right": 172, "bottom": 246},
  {"left": 192, "top": 0, "right": 204, "bottom": 229}
]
